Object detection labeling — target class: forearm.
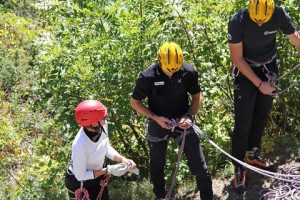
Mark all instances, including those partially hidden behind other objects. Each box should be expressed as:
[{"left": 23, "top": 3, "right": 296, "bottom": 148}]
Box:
[
  {"left": 130, "top": 98, "right": 158, "bottom": 121},
  {"left": 113, "top": 153, "right": 126, "bottom": 163},
  {"left": 186, "top": 93, "right": 200, "bottom": 115},
  {"left": 232, "top": 57, "right": 262, "bottom": 87},
  {"left": 93, "top": 168, "right": 107, "bottom": 178},
  {"left": 295, "top": 32, "right": 300, "bottom": 51},
  {"left": 287, "top": 31, "right": 300, "bottom": 51}
]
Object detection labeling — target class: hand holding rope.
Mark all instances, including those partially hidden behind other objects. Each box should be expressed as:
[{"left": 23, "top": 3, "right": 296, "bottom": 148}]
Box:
[{"left": 269, "top": 63, "right": 300, "bottom": 97}]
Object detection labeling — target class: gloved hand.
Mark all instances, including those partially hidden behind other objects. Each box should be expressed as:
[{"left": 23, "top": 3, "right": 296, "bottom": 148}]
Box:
[
  {"left": 107, "top": 163, "right": 128, "bottom": 177},
  {"left": 122, "top": 158, "right": 137, "bottom": 168},
  {"left": 128, "top": 167, "right": 140, "bottom": 175},
  {"left": 121, "top": 158, "right": 139, "bottom": 175}
]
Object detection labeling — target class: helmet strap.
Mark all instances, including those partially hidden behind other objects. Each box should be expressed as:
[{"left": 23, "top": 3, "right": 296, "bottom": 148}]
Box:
[
  {"left": 85, "top": 122, "right": 106, "bottom": 142},
  {"left": 99, "top": 123, "right": 107, "bottom": 136},
  {"left": 91, "top": 125, "right": 103, "bottom": 142}
]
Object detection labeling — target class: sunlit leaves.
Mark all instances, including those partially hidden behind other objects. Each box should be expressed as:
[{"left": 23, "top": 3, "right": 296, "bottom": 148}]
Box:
[{"left": 0, "top": 0, "right": 299, "bottom": 198}]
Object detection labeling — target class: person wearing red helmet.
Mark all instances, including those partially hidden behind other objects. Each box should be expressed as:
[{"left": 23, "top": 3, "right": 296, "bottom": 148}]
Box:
[{"left": 65, "top": 100, "right": 138, "bottom": 200}]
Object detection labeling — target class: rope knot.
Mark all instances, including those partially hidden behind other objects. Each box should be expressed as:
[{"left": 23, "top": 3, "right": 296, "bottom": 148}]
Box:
[{"left": 75, "top": 188, "right": 90, "bottom": 200}]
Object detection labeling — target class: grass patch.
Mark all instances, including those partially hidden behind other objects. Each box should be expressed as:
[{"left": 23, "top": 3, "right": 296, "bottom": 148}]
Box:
[{"left": 109, "top": 178, "right": 155, "bottom": 200}]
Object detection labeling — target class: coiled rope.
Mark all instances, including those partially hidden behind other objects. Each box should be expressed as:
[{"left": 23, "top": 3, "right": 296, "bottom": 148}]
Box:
[
  {"left": 75, "top": 182, "right": 90, "bottom": 200},
  {"left": 259, "top": 167, "right": 300, "bottom": 200},
  {"left": 75, "top": 175, "right": 110, "bottom": 200}
]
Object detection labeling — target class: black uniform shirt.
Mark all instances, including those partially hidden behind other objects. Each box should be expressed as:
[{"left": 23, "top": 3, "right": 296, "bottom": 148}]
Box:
[
  {"left": 132, "top": 62, "right": 200, "bottom": 119},
  {"left": 228, "top": 7, "right": 295, "bottom": 62}
]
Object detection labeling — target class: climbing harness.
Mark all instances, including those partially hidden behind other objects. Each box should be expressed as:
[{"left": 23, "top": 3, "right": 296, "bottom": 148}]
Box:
[
  {"left": 147, "top": 119, "right": 171, "bottom": 143},
  {"left": 147, "top": 134, "right": 169, "bottom": 143},
  {"left": 231, "top": 60, "right": 300, "bottom": 97},
  {"left": 147, "top": 119, "right": 192, "bottom": 144},
  {"left": 231, "top": 57, "right": 277, "bottom": 82},
  {"left": 230, "top": 62, "right": 239, "bottom": 80},
  {"left": 270, "top": 63, "right": 300, "bottom": 97},
  {"left": 70, "top": 170, "right": 110, "bottom": 200},
  {"left": 244, "top": 55, "right": 276, "bottom": 67},
  {"left": 261, "top": 64, "right": 278, "bottom": 88},
  {"left": 259, "top": 167, "right": 300, "bottom": 200},
  {"left": 189, "top": 122, "right": 300, "bottom": 184}
]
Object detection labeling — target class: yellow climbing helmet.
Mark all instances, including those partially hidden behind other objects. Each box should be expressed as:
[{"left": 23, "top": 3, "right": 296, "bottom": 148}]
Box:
[
  {"left": 158, "top": 42, "right": 183, "bottom": 74},
  {"left": 249, "top": 0, "right": 275, "bottom": 26}
]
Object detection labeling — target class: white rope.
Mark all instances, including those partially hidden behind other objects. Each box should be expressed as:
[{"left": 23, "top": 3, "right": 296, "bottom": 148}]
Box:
[{"left": 190, "top": 123, "right": 300, "bottom": 183}]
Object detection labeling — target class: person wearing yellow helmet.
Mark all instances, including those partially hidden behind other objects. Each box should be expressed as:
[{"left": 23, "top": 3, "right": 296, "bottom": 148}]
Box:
[
  {"left": 158, "top": 42, "right": 183, "bottom": 76},
  {"left": 228, "top": 0, "right": 300, "bottom": 193},
  {"left": 248, "top": 0, "right": 275, "bottom": 26},
  {"left": 130, "top": 42, "right": 213, "bottom": 199}
]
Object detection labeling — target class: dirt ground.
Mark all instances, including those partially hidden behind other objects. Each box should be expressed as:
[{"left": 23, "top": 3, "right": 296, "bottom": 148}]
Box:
[{"left": 175, "top": 141, "right": 300, "bottom": 200}]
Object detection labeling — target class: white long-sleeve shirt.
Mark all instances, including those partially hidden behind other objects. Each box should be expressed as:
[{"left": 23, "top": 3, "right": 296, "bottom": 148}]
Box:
[{"left": 69, "top": 125, "right": 118, "bottom": 181}]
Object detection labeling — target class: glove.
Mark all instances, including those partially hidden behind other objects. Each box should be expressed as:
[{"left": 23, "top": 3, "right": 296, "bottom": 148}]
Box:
[
  {"left": 122, "top": 158, "right": 139, "bottom": 175},
  {"left": 107, "top": 163, "right": 128, "bottom": 177},
  {"left": 128, "top": 167, "right": 140, "bottom": 175}
]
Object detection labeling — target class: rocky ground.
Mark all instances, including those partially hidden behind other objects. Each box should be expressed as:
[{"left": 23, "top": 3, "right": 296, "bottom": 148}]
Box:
[{"left": 175, "top": 141, "right": 300, "bottom": 200}]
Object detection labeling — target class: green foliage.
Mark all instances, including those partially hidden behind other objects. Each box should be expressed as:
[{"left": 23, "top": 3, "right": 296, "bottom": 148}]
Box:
[
  {"left": 0, "top": 0, "right": 299, "bottom": 198},
  {"left": 269, "top": 0, "right": 300, "bottom": 144},
  {"left": 0, "top": 99, "right": 69, "bottom": 199},
  {"left": 109, "top": 178, "right": 155, "bottom": 200},
  {"left": 0, "top": 11, "right": 35, "bottom": 93}
]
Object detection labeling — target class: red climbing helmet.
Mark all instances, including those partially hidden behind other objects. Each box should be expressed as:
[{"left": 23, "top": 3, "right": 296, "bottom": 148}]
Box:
[{"left": 75, "top": 100, "right": 107, "bottom": 127}]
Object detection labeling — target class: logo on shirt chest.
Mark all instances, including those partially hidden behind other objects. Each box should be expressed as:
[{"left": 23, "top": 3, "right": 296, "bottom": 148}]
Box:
[
  {"left": 264, "top": 30, "right": 277, "bottom": 35},
  {"left": 177, "top": 79, "right": 182, "bottom": 84}
]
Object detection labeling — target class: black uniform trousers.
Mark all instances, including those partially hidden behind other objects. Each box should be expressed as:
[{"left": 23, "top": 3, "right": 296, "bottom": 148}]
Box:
[
  {"left": 148, "top": 120, "right": 213, "bottom": 200},
  {"left": 65, "top": 169, "right": 109, "bottom": 200},
  {"left": 232, "top": 60, "right": 278, "bottom": 168}
]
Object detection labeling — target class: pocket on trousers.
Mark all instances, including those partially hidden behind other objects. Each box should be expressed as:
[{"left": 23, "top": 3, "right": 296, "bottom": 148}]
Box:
[{"left": 234, "top": 81, "right": 255, "bottom": 103}]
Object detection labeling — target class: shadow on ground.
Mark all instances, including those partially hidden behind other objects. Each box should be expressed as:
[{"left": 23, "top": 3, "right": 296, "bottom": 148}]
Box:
[{"left": 175, "top": 135, "right": 299, "bottom": 200}]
